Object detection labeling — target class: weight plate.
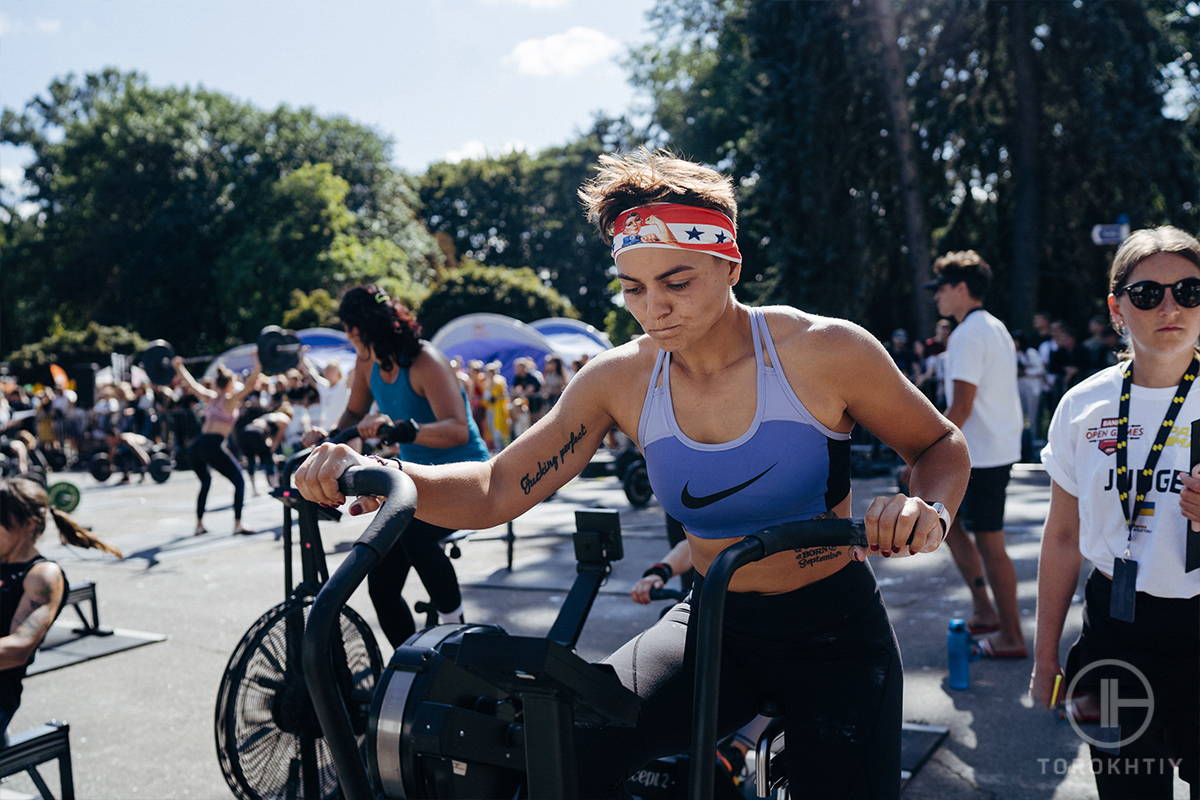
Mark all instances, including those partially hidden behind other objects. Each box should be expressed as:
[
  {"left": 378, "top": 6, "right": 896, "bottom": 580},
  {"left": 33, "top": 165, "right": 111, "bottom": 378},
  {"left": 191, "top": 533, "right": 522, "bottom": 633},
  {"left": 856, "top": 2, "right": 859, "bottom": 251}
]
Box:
[
  {"left": 47, "top": 481, "right": 81, "bottom": 513},
  {"left": 257, "top": 326, "right": 302, "bottom": 375},
  {"left": 141, "top": 339, "right": 177, "bottom": 386}
]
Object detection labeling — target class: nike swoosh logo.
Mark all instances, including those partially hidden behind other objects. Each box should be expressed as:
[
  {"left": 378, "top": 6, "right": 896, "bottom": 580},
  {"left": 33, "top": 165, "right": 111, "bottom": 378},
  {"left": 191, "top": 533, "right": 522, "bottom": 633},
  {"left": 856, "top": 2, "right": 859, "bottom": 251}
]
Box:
[{"left": 680, "top": 463, "right": 777, "bottom": 509}]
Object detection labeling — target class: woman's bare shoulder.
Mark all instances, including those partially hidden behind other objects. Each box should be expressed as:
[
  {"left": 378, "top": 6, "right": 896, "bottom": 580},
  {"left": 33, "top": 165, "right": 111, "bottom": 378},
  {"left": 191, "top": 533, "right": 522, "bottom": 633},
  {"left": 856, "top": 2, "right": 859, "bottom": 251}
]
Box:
[{"left": 759, "top": 306, "right": 874, "bottom": 352}]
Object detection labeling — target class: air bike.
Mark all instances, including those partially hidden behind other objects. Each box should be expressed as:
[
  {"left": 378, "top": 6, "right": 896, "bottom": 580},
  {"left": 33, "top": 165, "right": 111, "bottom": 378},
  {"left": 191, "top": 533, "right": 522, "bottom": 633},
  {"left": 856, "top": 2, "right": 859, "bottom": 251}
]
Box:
[
  {"left": 216, "top": 425, "right": 410, "bottom": 800},
  {"left": 304, "top": 464, "right": 869, "bottom": 799}
]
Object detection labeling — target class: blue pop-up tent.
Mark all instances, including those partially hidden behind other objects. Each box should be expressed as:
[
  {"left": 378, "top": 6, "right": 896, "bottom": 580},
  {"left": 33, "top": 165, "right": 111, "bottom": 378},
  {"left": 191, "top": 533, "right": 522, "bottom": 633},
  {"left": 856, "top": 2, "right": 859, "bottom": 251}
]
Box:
[
  {"left": 430, "top": 314, "right": 558, "bottom": 382},
  {"left": 529, "top": 318, "right": 613, "bottom": 365}
]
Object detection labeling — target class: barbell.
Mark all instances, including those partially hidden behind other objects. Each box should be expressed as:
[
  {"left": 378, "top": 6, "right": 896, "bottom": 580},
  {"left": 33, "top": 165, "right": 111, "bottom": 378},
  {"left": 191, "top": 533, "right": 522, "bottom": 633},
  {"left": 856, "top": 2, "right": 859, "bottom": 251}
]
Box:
[{"left": 138, "top": 326, "right": 303, "bottom": 386}]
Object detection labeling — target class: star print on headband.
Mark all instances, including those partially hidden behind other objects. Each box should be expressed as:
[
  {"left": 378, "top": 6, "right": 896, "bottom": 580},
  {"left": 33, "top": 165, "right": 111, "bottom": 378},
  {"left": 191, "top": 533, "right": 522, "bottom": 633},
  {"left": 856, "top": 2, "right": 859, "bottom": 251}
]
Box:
[{"left": 611, "top": 202, "right": 741, "bottom": 263}]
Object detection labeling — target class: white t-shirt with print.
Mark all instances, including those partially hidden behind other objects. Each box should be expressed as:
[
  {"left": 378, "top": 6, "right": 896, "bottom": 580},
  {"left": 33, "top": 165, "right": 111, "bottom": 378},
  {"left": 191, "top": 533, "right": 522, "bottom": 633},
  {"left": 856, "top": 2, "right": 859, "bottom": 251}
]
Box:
[
  {"left": 1041, "top": 365, "right": 1200, "bottom": 599},
  {"left": 944, "top": 308, "right": 1023, "bottom": 467}
]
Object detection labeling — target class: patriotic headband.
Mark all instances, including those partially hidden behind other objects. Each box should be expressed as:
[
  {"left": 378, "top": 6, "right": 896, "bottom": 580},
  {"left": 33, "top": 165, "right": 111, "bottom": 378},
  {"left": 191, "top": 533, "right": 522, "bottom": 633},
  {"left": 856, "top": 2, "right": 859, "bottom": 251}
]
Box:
[{"left": 611, "top": 202, "right": 741, "bottom": 263}]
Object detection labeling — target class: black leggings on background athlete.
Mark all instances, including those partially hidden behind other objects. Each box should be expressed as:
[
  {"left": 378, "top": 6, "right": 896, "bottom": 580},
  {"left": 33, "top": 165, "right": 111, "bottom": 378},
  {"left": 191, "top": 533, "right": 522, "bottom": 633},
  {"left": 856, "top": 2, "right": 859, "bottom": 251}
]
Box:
[
  {"left": 369, "top": 517, "right": 462, "bottom": 648},
  {"left": 237, "top": 429, "right": 276, "bottom": 481},
  {"left": 575, "top": 560, "right": 903, "bottom": 799},
  {"left": 190, "top": 433, "right": 245, "bottom": 521}
]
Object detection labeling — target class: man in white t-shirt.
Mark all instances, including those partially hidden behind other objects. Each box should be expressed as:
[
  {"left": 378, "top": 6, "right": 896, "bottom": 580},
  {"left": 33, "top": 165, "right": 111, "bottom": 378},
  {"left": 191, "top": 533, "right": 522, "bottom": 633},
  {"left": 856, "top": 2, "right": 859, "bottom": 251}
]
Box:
[
  {"left": 925, "top": 251, "right": 1026, "bottom": 657},
  {"left": 302, "top": 357, "right": 352, "bottom": 432}
]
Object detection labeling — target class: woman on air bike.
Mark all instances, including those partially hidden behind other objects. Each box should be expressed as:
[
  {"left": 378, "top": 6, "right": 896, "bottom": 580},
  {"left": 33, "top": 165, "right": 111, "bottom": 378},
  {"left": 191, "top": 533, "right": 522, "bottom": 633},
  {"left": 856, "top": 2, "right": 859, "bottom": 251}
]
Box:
[{"left": 295, "top": 149, "right": 970, "bottom": 799}]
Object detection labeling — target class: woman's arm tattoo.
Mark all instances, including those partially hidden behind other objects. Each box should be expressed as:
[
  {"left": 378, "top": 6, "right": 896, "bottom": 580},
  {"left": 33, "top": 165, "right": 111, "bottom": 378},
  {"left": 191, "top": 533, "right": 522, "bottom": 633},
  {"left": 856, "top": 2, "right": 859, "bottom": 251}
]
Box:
[{"left": 519, "top": 423, "right": 588, "bottom": 495}]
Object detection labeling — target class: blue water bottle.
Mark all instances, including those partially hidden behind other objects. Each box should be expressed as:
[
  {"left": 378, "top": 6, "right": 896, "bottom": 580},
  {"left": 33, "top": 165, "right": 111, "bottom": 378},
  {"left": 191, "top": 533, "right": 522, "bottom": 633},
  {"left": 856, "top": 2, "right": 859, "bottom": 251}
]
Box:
[{"left": 947, "top": 618, "right": 971, "bottom": 690}]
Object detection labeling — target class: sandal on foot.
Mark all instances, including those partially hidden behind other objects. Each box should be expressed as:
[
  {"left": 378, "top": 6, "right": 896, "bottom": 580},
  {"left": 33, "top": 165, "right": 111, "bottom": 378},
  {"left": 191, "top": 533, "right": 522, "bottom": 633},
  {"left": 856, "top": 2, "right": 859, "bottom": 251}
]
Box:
[
  {"left": 974, "top": 637, "right": 1028, "bottom": 659},
  {"left": 1063, "top": 693, "right": 1101, "bottom": 723}
]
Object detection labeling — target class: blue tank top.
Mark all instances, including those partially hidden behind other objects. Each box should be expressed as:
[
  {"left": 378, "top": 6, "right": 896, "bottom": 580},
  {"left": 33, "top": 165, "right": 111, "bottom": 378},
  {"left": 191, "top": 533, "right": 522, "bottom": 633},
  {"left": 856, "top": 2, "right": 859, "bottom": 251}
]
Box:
[
  {"left": 637, "top": 309, "right": 852, "bottom": 540},
  {"left": 369, "top": 363, "right": 490, "bottom": 466}
]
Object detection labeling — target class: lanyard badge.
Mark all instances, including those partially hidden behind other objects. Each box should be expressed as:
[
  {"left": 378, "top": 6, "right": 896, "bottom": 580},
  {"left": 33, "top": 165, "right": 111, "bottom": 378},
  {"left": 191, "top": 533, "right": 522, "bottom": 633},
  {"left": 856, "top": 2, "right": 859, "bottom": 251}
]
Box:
[{"left": 1113, "top": 357, "right": 1199, "bottom": 621}]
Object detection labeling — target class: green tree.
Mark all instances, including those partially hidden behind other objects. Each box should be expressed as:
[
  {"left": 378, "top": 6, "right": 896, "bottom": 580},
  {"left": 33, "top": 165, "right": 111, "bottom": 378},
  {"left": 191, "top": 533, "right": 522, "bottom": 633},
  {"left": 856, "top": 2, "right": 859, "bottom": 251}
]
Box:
[
  {"left": 629, "top": 0, "right": 1200, "bottom": 336},
  {"left": 281, "top": 288, "right": 340, "bottom": 330},
  {"left": 3, "top": 321, "right": 147, "bottom": 383},
  {"left": 419, "top": 117, "right": 640, "bottom": 329},
  {"left": 417, "top": 262, "right": 577, "bottom": 338},
  {"left": 1, "top": 70, "right": 441, "bottom": 355}
]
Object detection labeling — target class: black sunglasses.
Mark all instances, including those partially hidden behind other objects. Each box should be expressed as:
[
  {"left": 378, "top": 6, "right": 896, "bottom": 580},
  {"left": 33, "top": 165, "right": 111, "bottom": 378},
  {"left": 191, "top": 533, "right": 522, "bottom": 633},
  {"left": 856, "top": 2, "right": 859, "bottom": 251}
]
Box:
[{"left": 1115, "top": 277, "right": 1200, "bottom": 310}]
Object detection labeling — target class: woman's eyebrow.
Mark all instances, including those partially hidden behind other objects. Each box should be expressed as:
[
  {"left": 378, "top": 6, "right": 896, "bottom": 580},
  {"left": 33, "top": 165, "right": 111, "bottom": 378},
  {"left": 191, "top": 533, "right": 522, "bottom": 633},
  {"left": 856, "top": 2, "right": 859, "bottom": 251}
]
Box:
[{"left": 616, "top": 265, "right": 696, "bottom": 282}]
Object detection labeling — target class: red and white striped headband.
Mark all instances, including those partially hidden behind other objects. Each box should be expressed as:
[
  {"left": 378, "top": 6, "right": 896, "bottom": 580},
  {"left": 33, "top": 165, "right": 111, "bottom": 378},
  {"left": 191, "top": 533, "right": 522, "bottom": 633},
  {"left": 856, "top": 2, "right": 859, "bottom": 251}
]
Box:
[{"left": 611, "top": 202, "right": 741, "bottom": 263}]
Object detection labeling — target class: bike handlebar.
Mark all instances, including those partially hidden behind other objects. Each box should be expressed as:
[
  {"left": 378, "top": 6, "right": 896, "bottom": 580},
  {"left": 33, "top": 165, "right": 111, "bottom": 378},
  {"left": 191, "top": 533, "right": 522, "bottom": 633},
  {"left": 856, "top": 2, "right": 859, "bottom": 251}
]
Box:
[
  {"left": 301, "top": 465, "right": 417, "bottom": 800},
  {"left": 648, "top": 587, "right": 685, "bottom": 602},
  {"left": 688, "top": 517, "right": 866, "bottom": 800}
]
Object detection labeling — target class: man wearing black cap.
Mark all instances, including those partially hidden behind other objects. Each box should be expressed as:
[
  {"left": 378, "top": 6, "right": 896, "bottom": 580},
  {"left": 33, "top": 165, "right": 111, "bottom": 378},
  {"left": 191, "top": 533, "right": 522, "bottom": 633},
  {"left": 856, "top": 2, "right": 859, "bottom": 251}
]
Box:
[{"left": 925, "top": 251, "right": 1026, "bottom": 658}]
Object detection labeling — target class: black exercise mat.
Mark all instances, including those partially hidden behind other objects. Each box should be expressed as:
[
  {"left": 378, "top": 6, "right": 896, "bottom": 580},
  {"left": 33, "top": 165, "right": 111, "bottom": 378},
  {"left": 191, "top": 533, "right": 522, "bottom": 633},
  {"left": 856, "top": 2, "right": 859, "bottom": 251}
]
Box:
[
  {"left": 27, "top": 624, "right": 167, "bottom": 676},
  {"left": 900, "top": 722, "right": 949, "bottom": 781}
]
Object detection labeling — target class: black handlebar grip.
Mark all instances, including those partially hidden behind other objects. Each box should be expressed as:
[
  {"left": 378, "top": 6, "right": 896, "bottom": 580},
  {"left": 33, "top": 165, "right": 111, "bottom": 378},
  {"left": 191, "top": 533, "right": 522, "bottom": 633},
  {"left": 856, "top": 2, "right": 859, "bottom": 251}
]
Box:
[
  {"left": 751, "top": 518, "right": 867, "bottom": 559},
  {"left": 648, "top": 587, "right": 685, "bottom": 602},
  {"left": 335, "top": 465, "right": 417, "bottom": 557}
]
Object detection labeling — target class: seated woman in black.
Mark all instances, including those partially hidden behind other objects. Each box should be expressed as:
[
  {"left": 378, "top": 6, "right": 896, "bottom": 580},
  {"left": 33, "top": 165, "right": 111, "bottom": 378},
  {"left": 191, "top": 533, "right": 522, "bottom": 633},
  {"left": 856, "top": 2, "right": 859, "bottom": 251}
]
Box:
[{"left": 0, "top": 477, "right": 123, "bottom": 741}]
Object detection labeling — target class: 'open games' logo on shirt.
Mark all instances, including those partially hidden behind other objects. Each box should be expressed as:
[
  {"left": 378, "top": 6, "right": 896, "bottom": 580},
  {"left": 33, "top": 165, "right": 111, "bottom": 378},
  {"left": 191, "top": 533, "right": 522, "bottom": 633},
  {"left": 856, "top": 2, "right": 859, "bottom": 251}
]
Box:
[{"left": 1084, "top": 417, "right": 1144, "bottom": 455}]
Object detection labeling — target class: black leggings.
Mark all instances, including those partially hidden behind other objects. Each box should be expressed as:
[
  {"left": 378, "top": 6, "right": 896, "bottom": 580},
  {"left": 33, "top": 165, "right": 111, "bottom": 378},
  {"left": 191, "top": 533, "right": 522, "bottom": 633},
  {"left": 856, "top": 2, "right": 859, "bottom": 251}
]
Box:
[
  {"left": 368, "top": 517, "right": 462, "bottom": 648},
  {"left": 189, "top": 433, "right": 245, "bottom": 521},
  {"left": 1067, "top": 569, "right": 1198, "bottom": 799},
  {"left": 237, "top": 429, "right": 275, "bottom": 480},
  {"left": 577, "top": 560, "right": 903, "bottom": 799}
]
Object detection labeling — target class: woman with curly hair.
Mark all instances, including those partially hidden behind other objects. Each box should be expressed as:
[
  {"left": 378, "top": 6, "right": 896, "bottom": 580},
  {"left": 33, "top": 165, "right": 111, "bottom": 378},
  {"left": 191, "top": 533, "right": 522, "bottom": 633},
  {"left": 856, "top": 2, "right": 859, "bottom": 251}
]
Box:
[{"left": 324, "top": 285, "right": 489, "bottom": 647}]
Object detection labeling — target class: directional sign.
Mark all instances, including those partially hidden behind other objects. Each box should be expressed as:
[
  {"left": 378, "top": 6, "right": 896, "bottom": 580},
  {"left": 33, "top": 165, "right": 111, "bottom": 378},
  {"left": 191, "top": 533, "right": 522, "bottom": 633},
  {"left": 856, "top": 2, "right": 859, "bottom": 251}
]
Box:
[{"left": 1092, "top": 222, "right": 1130, "bottom": 246}]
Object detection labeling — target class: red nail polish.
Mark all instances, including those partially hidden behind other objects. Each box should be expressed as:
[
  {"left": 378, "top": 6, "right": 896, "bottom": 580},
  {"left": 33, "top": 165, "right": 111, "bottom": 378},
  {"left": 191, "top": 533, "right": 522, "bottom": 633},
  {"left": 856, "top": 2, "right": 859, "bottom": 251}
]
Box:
[
  {"left": 881, "top": 551, "right": 890, "bottom": 557},
  {"left": 892, "top": 547, "right": 901, "bottom": 554},
  {"left": 870, "top": 544, "right": 879, "bottom": 551}
]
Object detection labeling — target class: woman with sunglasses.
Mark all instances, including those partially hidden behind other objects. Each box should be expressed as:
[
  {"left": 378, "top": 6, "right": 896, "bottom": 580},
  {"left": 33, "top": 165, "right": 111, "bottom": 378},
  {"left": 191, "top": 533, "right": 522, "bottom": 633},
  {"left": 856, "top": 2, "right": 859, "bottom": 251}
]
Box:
[
  {"left": 1033, "top": 226, "right": 1200, "bottom": 798},
  {"left": 295, "top": 150, "right": 970, "bottom": 798}
]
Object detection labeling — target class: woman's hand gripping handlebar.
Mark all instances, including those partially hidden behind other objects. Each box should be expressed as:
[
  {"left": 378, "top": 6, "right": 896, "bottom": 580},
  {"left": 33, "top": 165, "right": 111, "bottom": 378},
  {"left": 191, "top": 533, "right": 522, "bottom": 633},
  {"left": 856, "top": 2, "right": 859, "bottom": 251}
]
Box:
[{"left": 302, "top": 464, "right": 417, "bottom": 800}]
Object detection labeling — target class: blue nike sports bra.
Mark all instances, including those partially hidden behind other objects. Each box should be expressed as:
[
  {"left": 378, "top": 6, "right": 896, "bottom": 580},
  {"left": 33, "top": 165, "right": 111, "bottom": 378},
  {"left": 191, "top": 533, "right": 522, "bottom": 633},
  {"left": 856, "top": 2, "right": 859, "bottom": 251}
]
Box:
[{"left": 637, "top": 309, "right": 852, "bottom": 540}]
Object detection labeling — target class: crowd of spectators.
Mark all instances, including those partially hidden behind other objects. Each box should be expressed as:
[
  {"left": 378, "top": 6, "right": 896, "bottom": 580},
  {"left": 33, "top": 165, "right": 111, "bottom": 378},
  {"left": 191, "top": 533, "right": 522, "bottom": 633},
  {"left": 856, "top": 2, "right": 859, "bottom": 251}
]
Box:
[
  {"left": 883, "top": 310, "right": 1122, "bottom": 462},
  {"left": 1, "top": 348, "right": 585, "bottom": 480}
]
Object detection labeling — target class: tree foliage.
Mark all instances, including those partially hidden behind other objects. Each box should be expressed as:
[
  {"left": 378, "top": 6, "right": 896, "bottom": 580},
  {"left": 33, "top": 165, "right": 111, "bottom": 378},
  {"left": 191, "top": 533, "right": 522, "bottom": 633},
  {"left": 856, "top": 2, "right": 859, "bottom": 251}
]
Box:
[
  {"left": 1, "top": 70, "right": 441, "bottom": 355},
  {"left": 627, "top": 0, "right": 1200, "bottom": 334},
  {"left": 419, "top": 117, "right": 640, "bottom": 329},
  {"left": 417, "top": 262, "right": 577, "bottom": 338},
  {"left": 3, "top": 321, "right": 147, "bottom": 383},
  {"left": 281, "top": 288, "right": 340, "bottom": 330}
]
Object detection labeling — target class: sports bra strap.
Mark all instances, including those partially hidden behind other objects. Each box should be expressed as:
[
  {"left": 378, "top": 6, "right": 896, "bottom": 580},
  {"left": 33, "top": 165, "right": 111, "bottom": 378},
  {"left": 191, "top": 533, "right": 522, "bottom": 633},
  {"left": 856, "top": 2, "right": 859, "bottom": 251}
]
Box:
[{"left": 754, "top": 309, "right": 781, "bottom": 369}]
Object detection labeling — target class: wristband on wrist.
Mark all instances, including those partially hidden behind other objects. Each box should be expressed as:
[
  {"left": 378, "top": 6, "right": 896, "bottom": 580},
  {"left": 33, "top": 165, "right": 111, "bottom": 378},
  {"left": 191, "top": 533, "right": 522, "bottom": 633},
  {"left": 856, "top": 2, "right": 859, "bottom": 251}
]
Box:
[{"left": 642, "top": 562, "right": 672, "bottom": 582}]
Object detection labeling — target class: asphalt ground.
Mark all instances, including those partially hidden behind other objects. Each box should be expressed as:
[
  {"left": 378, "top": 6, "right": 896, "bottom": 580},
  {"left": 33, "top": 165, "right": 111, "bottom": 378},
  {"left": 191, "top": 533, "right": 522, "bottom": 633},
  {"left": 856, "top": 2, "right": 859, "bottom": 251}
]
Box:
[{"left": 4, "top": 463, "right": 1191, "bottom": 799}]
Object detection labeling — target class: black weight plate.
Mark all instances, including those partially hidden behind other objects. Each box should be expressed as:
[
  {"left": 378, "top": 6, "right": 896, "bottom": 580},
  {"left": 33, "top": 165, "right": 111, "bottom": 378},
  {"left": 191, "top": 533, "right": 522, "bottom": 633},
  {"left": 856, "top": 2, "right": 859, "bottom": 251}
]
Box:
[
  {"left": 149, "top": 452, "right": 173, "bottom": 484},
  {"left": 89, "top": 453, "right": 112, "bottom": 482},
  {"left": 257, "top": 326, "right": 301, "bottom": 375},
  {"left": 141, "top": 339, "right": 176, "bottom": 386}
]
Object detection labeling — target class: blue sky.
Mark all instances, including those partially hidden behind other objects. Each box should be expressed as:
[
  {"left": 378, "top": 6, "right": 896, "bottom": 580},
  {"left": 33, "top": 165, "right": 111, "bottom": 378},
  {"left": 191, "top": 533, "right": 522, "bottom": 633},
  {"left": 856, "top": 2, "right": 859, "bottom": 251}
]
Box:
[{"left": 1, "top": 0, "right": 657, "bottom": 200}]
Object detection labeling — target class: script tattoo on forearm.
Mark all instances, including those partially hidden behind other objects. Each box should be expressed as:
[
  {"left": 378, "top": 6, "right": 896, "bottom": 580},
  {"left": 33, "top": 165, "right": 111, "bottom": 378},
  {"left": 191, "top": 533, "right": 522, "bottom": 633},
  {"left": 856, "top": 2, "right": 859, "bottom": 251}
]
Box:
[{"left": 519, "top": 423, "right": 589, "bottom": 495}]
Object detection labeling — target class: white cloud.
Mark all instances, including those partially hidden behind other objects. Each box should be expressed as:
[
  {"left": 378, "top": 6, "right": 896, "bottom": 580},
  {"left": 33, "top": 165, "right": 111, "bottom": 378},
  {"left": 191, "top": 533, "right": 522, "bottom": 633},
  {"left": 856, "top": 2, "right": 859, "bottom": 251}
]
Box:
[
  {"left": 0, "top": 14, "right": 63, "bottom": 36},
  {"left": 442, "top": 140, "right": 528, "bottom": 163},
  {"left": 504, "top": 26, "right": 620, "bottom": 77}
]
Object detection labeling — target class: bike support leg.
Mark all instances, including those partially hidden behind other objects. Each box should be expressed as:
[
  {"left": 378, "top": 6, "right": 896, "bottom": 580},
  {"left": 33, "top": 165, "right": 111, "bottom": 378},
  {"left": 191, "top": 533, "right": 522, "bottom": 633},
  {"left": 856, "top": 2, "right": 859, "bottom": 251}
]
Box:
[{"left": 522, "top": 690, "right": 577, "bottom": 800}]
